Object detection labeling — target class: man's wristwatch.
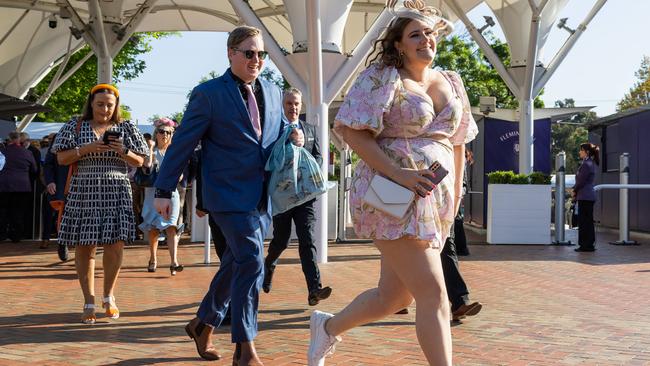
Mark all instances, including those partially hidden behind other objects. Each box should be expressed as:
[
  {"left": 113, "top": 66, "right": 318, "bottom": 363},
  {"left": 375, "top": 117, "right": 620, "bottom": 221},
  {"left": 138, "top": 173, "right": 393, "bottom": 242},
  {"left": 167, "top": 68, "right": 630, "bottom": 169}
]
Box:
[{"left": 155, "top": 188, "right": 173, "bottom": 199}]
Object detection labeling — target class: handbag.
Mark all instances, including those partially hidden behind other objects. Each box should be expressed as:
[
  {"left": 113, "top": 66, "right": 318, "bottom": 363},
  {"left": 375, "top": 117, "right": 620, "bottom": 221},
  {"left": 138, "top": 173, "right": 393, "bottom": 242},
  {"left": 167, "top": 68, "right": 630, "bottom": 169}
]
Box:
[
  {"left": 362, "top": 123, "right": 418, "bottom": 219},
  {"left": 134, "top": 165, "right": 158, "bottom": 187},
  {"left": 363, "top": 174, "right": 415, "bottom": 218}
]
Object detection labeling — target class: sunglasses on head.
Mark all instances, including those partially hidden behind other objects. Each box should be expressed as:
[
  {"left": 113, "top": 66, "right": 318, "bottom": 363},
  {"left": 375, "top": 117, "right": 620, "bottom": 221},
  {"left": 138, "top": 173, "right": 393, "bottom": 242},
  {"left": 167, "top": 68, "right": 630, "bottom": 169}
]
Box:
[
  {"left": 231, "top": 47, "right": 268, "bottom": 60},
  {"left": 156, "top": 130, "right": 172, "bottom": 135}
]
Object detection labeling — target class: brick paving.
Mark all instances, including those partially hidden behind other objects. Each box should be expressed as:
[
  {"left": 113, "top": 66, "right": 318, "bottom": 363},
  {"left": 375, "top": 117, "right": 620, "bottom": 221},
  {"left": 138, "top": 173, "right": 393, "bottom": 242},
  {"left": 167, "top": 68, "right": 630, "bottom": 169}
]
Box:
[{"left": 1, "top": 229, "right": 649, "bottom": 365}]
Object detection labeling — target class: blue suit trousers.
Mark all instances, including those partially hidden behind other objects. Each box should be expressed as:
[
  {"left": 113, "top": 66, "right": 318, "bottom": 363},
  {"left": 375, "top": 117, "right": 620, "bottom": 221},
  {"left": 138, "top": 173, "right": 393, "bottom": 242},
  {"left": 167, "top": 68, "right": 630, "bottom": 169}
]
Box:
[{"left": 197, "top": 209, "right": 271, "bottom": 343}]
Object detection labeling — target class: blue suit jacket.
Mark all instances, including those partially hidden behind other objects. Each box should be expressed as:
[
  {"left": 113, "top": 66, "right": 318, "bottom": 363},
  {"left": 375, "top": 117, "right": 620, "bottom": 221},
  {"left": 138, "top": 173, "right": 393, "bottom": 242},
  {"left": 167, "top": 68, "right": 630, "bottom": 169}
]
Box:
[{"left": 155, "top": 69, "right": 286, "bottom": 212}]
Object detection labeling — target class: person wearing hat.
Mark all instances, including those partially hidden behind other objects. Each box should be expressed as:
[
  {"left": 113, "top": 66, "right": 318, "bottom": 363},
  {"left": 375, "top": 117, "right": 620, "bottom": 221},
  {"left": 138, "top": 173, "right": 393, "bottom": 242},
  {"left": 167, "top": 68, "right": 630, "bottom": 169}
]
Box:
[{"left": 308, "top": 1, "right": 478, "bottom": 365}]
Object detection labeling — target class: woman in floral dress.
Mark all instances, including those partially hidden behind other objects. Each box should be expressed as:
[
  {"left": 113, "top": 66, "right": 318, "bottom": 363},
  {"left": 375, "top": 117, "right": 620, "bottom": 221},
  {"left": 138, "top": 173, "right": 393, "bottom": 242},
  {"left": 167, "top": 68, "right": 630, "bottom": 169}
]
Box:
[{"left": 308, "top": 3, "right": 478, "bottom": 365}]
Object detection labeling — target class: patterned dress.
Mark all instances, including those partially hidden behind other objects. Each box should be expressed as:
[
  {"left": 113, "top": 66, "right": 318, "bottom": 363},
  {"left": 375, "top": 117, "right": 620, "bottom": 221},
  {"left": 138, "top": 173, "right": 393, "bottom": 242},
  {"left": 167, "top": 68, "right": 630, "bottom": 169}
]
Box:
[
  {"left": 52, "top": 119, "right": 149, "bottom": 246},
  {"left": 335, "top": 63, "right": 478, "bottom": 249}
]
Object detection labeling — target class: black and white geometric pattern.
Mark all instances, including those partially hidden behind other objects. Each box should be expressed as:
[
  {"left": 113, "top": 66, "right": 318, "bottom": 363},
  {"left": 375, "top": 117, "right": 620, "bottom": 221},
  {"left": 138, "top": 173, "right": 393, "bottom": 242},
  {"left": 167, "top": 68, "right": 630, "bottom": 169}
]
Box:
[{"left": 52, "top": 119, "right": 149, "bottom": 246}]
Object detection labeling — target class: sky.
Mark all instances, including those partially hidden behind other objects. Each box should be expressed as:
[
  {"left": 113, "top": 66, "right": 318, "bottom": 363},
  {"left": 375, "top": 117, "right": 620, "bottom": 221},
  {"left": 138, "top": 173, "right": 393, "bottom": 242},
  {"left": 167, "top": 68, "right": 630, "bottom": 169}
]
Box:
[{"left": 117, "top": 1, "right": 650, "bottom": 125}]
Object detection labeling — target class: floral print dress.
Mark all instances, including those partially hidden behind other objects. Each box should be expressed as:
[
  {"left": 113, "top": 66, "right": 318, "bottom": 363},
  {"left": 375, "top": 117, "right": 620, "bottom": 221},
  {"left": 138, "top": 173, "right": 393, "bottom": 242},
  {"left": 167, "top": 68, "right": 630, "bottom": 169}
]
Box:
[{"left": 335, "top": 63, "right": 478, "bottom": 249}]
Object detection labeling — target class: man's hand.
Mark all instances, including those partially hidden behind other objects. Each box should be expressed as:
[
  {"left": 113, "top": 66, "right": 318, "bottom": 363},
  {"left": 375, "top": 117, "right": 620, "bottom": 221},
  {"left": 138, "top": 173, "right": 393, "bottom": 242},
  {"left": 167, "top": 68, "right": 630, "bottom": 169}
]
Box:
[
  {"left": 46, "top": 183, "right": 56, "bottom": 195},
  {"left": 154, "top": 197, "right": 172, "bottom": 220},
  {"left": 290, "top": 128, "right": 304, "bottom": 147},
  {"left": 196, "top": 208, "right": 207, "bottom": 218}
]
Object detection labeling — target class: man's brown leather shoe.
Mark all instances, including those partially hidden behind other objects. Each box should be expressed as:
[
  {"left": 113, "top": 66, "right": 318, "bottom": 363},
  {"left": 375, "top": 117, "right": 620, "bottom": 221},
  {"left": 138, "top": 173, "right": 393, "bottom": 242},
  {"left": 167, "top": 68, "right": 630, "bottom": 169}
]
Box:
[
  {"left": 232, "top": 341, "right": 264, "bottom": 366},
  {"left": 185, "top": 317, "right": 222, "bottom": 361},
  {"left": 452, "top": 301, "right": 483, "bottom": 321}
]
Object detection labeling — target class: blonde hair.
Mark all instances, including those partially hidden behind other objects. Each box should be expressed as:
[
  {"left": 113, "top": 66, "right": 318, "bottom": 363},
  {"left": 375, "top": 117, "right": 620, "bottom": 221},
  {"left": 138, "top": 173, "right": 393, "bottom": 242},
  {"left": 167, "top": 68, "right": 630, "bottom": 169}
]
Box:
[{"left": 227, "top": 26, "right": 262, "bottom": 49}]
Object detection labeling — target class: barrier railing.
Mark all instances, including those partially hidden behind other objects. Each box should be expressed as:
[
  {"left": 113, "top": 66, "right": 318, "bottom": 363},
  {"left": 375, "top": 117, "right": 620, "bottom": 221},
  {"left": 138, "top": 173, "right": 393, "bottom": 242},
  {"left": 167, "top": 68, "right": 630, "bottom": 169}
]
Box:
[{"left": 593, "top": 153, "right": 649, "bottom": 245}]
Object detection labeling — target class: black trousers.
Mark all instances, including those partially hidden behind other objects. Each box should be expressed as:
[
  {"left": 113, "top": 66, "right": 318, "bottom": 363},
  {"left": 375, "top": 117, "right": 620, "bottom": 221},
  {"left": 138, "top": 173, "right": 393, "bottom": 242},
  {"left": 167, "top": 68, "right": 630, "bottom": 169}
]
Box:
[
  {"left": 266, "top": 199, "right": 321, "bottom": 292},
  {"left": 440, "top": 221, "right": 470, "bottom": 312},
  {"left": 577, "top": 200, "right": 595, "bottom": 249},
  {"left": 41, "top": 194, "right": 57, "bottom": 241},
  {"left": 0, "top": 192, "right": 32, "bottom": 242},
  {"left": 453, "top": 213, "right": 470, "bottom": 255}
]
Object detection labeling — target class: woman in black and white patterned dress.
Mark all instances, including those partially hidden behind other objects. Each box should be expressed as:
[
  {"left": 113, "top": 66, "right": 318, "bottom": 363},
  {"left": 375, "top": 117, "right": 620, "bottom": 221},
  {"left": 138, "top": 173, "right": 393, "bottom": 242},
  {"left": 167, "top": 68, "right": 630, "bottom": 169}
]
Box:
[{"left": 52, "top": 84, "right": 148, "bottom": 324}]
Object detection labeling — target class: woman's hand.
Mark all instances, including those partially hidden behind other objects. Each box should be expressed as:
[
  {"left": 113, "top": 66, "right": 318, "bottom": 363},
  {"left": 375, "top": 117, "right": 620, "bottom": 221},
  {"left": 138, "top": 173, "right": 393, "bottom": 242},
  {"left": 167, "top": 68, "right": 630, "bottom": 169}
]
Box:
[
  {"left": 391, "top": 167, "right": 437, "bottom": 198},
  {"left": 82, "top": 139, "right": 113, "bottom": 155},
  {"left": 107, "top": 138, "right": 125, "bottom": 155},
  {"left": 290, "top": 128, "right": 305, "bottom": 147}
]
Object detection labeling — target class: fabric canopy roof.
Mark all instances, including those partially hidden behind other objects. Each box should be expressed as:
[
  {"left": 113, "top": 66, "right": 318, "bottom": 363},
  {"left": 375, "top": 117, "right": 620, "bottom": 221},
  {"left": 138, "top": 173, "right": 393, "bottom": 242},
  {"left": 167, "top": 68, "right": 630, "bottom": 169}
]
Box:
[{"left": 0, "top": 0, "right": 483, "bottom": 100}]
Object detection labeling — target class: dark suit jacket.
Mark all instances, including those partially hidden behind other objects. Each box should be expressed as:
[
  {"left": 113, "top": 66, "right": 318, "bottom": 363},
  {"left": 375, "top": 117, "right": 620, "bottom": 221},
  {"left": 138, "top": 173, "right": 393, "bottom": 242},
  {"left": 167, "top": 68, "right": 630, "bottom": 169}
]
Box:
[
  {"left": 298, "top": 120, "right": 322, "bottom": 166},
  {"left": 43, "top": 148, "right": 69, "bottom": 201},
  {"left": 0, "top": 144, "right": 37, "bottom": 192},
  {"left": 574, "top": 157, "right": 596, "bottom": 201},
  {"left": 156, "top": 68, "right": 286, "bottom": 213}
]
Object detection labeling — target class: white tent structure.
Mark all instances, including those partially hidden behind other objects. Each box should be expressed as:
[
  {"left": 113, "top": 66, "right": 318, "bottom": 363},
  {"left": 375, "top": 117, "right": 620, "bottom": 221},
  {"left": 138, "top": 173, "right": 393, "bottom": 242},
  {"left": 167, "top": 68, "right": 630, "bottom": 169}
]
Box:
[{"left": 1, "top": 0, "right": 607, "bottom": 262}]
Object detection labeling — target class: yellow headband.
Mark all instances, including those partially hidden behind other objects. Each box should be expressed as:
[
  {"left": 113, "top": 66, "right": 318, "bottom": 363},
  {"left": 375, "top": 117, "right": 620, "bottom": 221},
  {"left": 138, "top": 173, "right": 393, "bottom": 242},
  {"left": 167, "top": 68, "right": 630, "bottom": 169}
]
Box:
[{"left": 90, "top": 83, "right": 120, "bottom": 98}]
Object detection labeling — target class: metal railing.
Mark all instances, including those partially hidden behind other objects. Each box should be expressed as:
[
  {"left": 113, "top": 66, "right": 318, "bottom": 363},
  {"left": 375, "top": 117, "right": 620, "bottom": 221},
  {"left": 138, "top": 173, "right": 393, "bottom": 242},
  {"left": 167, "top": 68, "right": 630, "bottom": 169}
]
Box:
[{"left": 593, "top": 153, "right": 648, "bottom": 245}]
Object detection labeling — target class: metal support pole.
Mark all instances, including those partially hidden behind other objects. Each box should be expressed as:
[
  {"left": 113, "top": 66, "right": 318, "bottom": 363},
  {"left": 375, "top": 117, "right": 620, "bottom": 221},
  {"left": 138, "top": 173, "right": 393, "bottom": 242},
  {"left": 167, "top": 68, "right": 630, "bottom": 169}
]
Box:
[
  {"left": 610, "top": 153, "right": 638, "bottom": 245},
  {"left": 553, "top": 151, "right": 572, "bottom": 245},
  {"left": 87, "top": 0, "right": 112, "bottom": 83},
  {"left": 306, "top": 0, "right": 328, "bottom": 263},
  {"left": 518, "top": 5, "right": 542, "bottom": 175},
  {"left": 336, "top": 147, "right": 348, "bottom": 242}
]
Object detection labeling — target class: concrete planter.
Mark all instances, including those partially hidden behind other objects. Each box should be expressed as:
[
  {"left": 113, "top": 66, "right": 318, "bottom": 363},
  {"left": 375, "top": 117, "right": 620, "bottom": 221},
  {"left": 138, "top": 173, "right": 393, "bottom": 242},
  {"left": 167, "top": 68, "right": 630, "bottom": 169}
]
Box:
[{"left": 487, "top": 184, "right": 552, "bottom": 244}]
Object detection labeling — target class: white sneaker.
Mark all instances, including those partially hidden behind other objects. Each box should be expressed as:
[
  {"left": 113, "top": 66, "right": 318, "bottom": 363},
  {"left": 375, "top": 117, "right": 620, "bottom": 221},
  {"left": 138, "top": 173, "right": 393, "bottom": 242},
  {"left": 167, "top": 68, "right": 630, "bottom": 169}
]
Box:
[{"left": 308, "top": 310, "right": 342, "bottom": 366}]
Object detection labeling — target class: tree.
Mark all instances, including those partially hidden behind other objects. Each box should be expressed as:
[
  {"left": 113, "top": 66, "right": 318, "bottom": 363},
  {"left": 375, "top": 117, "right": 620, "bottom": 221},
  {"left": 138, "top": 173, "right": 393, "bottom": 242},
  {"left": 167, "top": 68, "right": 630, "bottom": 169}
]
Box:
[
  {"left": 32, "top": 32, "right": 176, "bottom": 122},
  {"left": 617, "top": 55, "right": 650, "bottom": 112},
  {"left": 435, "top": 33, "right": 544, "bottom": 109},
  {"left": 551, "top": 98, "right": 594, "bottom": 174}
]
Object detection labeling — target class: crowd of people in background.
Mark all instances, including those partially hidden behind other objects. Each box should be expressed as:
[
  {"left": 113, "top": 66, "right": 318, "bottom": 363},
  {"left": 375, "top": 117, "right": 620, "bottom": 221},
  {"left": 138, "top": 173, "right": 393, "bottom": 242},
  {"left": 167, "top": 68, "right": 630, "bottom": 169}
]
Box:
[{"left": 0, "top": 1, "right": 602, "bottom": 361}]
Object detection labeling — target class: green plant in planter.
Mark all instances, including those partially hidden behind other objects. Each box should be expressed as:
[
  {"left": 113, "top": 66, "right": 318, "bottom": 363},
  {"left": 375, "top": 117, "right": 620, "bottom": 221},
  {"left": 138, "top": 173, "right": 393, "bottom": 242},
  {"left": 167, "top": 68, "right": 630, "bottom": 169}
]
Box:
[
  {"left": 487, "top": 170, "right": 514, "bottom": 184},
  {"left": 487, "top": 170, "right": 551, "bottom": 184},
  {"left": 529, "top": 171, "right": 551, "bottom": 185},
  {"left": 510, "top": 173, "right": 530, "bottom": 184}
]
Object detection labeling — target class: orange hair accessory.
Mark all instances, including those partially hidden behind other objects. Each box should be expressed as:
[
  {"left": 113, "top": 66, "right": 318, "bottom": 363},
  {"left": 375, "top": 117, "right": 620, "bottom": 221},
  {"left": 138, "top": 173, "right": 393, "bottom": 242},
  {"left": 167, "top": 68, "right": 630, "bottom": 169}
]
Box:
[{"left": 90, "top": 83, "right": 120, "bottom": 98}]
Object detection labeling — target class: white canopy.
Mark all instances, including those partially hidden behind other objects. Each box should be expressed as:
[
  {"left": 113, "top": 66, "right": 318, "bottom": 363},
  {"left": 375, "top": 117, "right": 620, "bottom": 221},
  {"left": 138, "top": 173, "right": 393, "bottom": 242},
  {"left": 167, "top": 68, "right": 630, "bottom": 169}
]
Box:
[{"left": 0, "top": 0, "right": 485, "bottom": 100}]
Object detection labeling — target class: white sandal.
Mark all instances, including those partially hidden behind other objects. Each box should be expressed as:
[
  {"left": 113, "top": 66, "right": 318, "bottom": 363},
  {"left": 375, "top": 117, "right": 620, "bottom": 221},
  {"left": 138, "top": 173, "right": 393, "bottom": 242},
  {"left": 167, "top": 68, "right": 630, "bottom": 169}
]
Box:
[
  {"left": 102, "top": 296, "right": 120, "bottom": 320},
  {"left": 81, "top": 304, "right": 96, "bottom": 324}
]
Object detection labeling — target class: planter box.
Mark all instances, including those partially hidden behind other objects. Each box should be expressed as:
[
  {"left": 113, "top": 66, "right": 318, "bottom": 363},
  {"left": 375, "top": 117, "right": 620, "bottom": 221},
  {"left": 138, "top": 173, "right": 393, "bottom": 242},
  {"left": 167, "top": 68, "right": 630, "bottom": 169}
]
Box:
[{"left": 487, "top": 184, "right": 552, "bottom": 244}]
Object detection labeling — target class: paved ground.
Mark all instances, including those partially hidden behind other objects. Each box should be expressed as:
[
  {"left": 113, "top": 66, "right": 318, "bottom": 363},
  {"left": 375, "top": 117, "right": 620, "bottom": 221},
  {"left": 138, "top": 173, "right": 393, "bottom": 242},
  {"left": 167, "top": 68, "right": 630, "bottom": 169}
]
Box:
[{"left": 1, "top": 229, "right": 649, "bottom": 365}]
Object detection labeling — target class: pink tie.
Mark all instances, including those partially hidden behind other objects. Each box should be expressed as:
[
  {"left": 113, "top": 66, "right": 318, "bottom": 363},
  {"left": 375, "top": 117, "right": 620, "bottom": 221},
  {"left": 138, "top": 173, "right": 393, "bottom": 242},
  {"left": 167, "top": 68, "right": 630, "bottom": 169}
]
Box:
[{"left": 244, "top": 84, "right": 262, "bottom": 139}]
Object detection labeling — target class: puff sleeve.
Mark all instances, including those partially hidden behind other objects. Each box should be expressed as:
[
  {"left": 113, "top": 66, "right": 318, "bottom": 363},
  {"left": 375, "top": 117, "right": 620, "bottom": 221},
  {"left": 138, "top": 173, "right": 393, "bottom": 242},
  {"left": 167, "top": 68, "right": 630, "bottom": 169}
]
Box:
[
  {"left": 334, "top": 64, "right": 399, "bottom": 137},
  {"left": 447, "top": 71, "right": 479, "bottom": 145},
  {"left": 51, "top": 118, "right": 80, "bottom": 153},
  {"left": 120, "top": 120, "right": 149, "bottom": 156}
]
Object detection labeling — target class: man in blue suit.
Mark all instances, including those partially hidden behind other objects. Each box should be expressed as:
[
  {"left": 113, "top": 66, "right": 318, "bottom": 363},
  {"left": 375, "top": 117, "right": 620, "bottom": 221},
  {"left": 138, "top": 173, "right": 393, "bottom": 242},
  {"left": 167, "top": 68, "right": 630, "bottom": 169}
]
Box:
[{"left": 154, "top": 26, "right": 303, "bottom": 364}]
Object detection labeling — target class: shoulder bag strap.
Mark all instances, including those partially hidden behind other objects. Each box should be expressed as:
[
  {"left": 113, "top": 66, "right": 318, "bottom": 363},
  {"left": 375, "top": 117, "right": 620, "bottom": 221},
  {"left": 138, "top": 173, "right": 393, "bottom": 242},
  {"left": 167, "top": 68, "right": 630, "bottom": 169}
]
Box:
[{"left": 63, "top": 118, "right": 83, "bottom": 196}]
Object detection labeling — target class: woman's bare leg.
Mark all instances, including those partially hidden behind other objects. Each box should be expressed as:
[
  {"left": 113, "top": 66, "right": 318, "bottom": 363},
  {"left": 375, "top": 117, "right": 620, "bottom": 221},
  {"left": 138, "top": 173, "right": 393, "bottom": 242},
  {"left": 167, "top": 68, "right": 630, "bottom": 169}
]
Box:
[
  {"left": 75, "top": 245, "right": 97, "bottom": 304},
  {"left": 102, "top": 241, "right": 124, "bottom": 298},
  {"left": 165, "top": 226, "right": 179, "bottom": 266},
  {"left": 148, "top": 229, "right": 159, "bottom": 265},
  {"left": 325, "top": 238, "right": 451, "bottom": 365}
]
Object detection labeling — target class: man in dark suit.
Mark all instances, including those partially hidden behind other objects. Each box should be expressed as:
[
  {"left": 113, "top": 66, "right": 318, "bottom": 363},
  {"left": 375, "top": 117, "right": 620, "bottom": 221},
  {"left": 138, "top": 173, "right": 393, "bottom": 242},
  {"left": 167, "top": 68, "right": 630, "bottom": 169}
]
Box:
[
  {"left": 0, "top": 132, "right": 37, "bottom": 242},
  {"left": 262, "top": 88, "right": 332, "bottom": 306},
  {"left": 154, "top": 26, "right": 302, "bottom": 365},
  {"left": 42, "top": 133, "right": 70, "bottom": 260}
]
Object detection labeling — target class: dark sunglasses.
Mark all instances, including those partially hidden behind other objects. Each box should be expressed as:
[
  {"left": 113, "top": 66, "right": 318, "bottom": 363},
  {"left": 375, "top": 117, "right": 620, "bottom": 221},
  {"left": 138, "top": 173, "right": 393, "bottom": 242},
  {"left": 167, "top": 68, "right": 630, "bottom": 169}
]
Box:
[
  {"left": 231, "top": 47, "right": 268, "bottom": 60},
  {"left": 156, "top": 130, "right": 173, "bottom": 136}
]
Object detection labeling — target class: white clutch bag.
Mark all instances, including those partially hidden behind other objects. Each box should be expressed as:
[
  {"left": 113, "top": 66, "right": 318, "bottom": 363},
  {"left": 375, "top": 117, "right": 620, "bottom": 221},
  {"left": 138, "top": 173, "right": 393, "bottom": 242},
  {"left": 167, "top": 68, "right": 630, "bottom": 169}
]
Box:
[{"left": 363, "top": 174, "right": 415, "bottom": 219}]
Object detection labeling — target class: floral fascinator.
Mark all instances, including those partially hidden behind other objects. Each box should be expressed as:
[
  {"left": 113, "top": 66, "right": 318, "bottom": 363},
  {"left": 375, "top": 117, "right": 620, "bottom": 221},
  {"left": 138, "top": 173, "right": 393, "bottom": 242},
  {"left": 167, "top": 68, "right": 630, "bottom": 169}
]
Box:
[
  {"left": 153, "top": 117, "right": 177, "bottom": 129},
  {"left": 386, "top": 0, "right": 454, "bottom": 40}
]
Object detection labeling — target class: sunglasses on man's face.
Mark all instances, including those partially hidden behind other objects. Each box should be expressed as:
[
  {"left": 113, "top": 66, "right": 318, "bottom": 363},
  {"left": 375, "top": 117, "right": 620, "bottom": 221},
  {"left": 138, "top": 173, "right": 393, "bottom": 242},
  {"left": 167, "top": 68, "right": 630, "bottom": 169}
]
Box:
[
  {"left": 231, "top": 48, "right": 268, "bottom": 60},
  {"left": 157, "top": 130, "right": 173, "bottom": 136}
]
